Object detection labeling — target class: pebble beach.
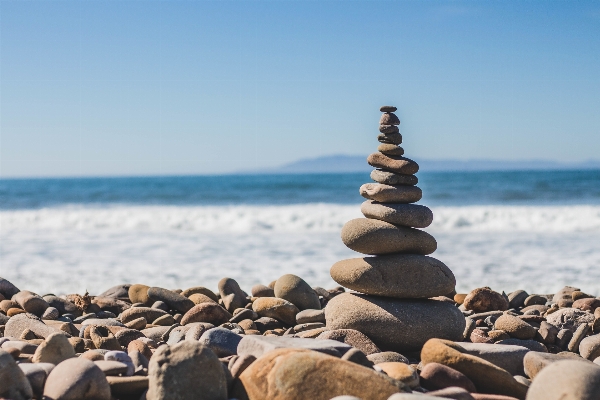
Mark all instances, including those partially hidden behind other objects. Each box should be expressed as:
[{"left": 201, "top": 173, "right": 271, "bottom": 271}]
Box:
[{"left": 1, "top": 106, "right": 600, "bottom": 400}]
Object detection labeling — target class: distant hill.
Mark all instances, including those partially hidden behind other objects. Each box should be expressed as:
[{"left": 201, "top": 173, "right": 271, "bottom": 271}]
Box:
[{"left": 258, "top": 154, "right": 600, "bottom": 173}]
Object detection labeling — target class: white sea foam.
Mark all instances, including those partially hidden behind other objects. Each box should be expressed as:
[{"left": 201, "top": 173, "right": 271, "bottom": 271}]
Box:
[{"left": 0, "top": 204, "right": 599, "bottom": 295}]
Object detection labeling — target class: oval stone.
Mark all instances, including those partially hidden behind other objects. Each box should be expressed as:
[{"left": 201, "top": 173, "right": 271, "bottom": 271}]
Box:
[
  {"left": 325, "top": 293, "right": 465, "bottom": 352},
  {"left": 379, "top": 124, "right": 399, "bottom": 134},
  {"left": 367, "top": 153, "right": 419, "bottom": 175},
  {"left": 380, "top": 113, "right": 400, "bottom": 125},
  {"left": 380, "top": 106, "right": 397, "bottom": 112},
  {"left": 526, "top": 359, "right": 600, "bottom": 400},
  {"left": 378, "top": 132, "right": 403, "bottom": 145},
  {"left": 371, "top": 169, "right": 418, "bottom": 186},
  {"left": 274, "top": 274, "right": 321, "bottom": 311},
  {"left": 341, "top": 218, "right": 437, "bottom": 255},
  {"left": 330, "top": 254, "right": 455, "bottom": 298},
  {"left": 359, "top": 184, "right": 422, "bottom": 203},
  {"left": 361, "top": 200, "right": 433, "bottom": 227},
  {"left": 377, "top": 144, "right": 405, "bottom": 156}
]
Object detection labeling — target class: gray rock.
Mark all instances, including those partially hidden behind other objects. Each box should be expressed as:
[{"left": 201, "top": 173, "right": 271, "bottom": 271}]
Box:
[
  {"left": 508, "top": 290, "right": 529, "bottom": 309},
  {"left": 341, "top": 348, "right": 373, "bottom": 368},
  {"left": 317, "top": 329, "right": 380, "bottom": 355},
  {"left": 568, "top": 323, "right": 591, "bottom": 352},
  {"left": 0, "top": 277, "right": 20, "bottom": 298},
  {"left": 380, "top": 112, "right": 400, "bottom": 125},
  {"left": 359, "top": 183, "right": 421, "bottom": 203},
  {"left": 184, "top": 322, "right": 214, "bottom": 341},
  {"left": 43, "top": 357, "right": 111, "bottom": 400},
  {"left": 296, "top": 309, "right": 325, "bottom": 324},
  {"left": 340, "top": 218, "right": 437, "bottom": 255},
  {"left": 379, "top": 124, "right": 399, "bottom": 134},
  {"left": 218, "top": 278, "right": 248, "bottom": 313},
  {"left": 546, "top": 308, "right": 595, "bottom": 333},
  {"left": 361, "top": 200, "right": 433, "bottom": 228},
  {"left": 457, "top": 342, "right": 530, "bottom": 376},
  {"left": 325, "top": 293, "right": 465, "bottom": 352},
  {"left": 523, "top": 351, "right": 588, "bottom": 379},
  {"left": 5, "top": 312, "right": 70, "bottom": 339},
  {"left": 199, "top": 327, "right": 242, "bottom": 357},
  {"left": 0, "top": 349, "right": 33, "bottom": 400},
  {"left": 13, "top": 291, "right": 49, "bottom": 317},
  {"left": 230, "top": 308, "right": 257, "bottom": 323},
  {"left": 580, "top": 334, "right": 600, "bottom": 360},
  {"left": 380, "top": 106, "right": 397, "bottom": 112},
  {"left": 377, "top": 132, "right": 403, "bottom": 145},
  {"left": 494, "top": 314, "right": 537, "bottom": 339},
  {"left": 556, "top": 328, "right": 574, "bottom": 350},
  {"left": 274, "top": 274, "right": 321, "bottom": 311},
  {"left": 237, "top": 335, "right": 351, "bottom": 359},
  {"left": 121, "top": 307, "right": 168, "bottom": 324},
  {"left": 367, "top": 153, "right": 419, "bottom": 175},
  {"left": 42, "top": 307, "right": 59, "bottom": 320},
  {"left": 366, "top": 351, "right": 409, "bottom": 365},
  {"left": 330, "top": 254, "right": 455, "bottom": 298},
  {"left": 18, "top": 362, "right": 54, "bottom": 399},
  {"left": 552, "top": 286, "right": 579, "bottom": 307},
  {"left": 424, "top": 387, "right": 475, "bottom": 400},
  {"left": 378, "top": 144, "right": 405, "bottom": 156},
  {"left": 147, "top": 287, "right": 194, "bottom": 314},
  {"left": 524, "top": 294, "right": 548, "bottom": 307},
  {"left": 250, "top": 284, "right": 274, "bottom": 298},
  {"left": 2, "top": 340, "right": 38, "bottom": 354},
  {"left": 94, "top": 360, "right": 131, "bottom": 376},
  {"left": 496, "top": 338, "right": 548, "bottom": 353},
  {"left": 147, "top": 341, "right": 227, "bottom": 400},
  {"left": 526, "top": 359, "right": 600, "bottom": 400},
  {"left": 97, "top": 284, "right": 132, "bottom": 301},
  {"left": 370, "top": 169, "right": 418, "bottom": 186},
  {"left": 105, "top": 351, "right": 135, "bottom": 376},
  {"left": 43, "top": 295, "right": 82, "bottom": 317}
]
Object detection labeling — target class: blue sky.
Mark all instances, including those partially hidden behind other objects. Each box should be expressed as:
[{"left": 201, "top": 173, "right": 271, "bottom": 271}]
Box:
[{"left": 1, "top": 0, "right": 599, "bottom": 177}]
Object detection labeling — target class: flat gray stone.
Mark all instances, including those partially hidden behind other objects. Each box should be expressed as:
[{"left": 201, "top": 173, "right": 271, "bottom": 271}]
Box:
[
  {"left": 370, "top": 169, "right": 418, "bottom": 186},
  {"left": 361, "top": 200, "right": 433, "bottom": 228},
  {"left": 237, "top": 335, "right": 351, "bottom": 359},
  {"left": 199, "top": 327, "right": 242, "bottom": 357},
  {"left": 5, "top": 313, "right": 70, "bottom": 339},
  {"left": 444, "top": 342, "right": 530, "bottom": 376},
  {"left": 18, "top": 363, "right": 54, "bottom": 399}
]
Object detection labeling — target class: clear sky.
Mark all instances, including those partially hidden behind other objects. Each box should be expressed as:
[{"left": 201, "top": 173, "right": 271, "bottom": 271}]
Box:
[{"left": 1, "top": 0, "right": 599, "bottom": 177}]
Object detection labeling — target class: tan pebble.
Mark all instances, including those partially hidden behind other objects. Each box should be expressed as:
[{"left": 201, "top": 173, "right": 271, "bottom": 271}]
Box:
[{"left": 377, "top": 362, "right": 419, "bottom": 388}]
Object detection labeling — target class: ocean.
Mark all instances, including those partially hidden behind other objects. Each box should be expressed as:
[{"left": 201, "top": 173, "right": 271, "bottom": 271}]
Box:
[{"left": 1, "top": 170, "right": 599, "bottom": 296}]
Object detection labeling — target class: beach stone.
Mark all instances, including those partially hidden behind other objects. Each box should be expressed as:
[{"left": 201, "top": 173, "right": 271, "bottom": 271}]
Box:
[
  {"left": 523, "top": 351, "right": 586, "bottom": 379},
  {"left": 43, "top": 357, "right": 110, "bottom": 400},
  {"left": 380, "top": 124, "right": 400, "bottom": 134},
  {"left": 538, "top": 321, "right": 559, "bottom": 345},
  {"left": 5, "top": 312, "right": 69, "bottom": 339},
  {"left": 378, "top": 362, "right": 419, "bottom": 388},
  {"left": 128, "top": 340, "right": 153, "bottom": 360},
  {"left": 2, "top": 340, "right": 38, "bottom": 354},
  {"left": 367, "top": 153, "right": 419, "bottom": 175},
  {"left": 125, "top": 317, "right": 147, "bottom": 330},
  {"left": 378, "top": 143, "right": 405, "bottom": 156},
  {"left": 521, "top": 304, "right": 549, "bottom": 314},
  {"left": 380, "top": 106, "right": 397, "bottom": 112},
  {"left": 235, "top": 348, "right": 403, "bottom": 400},
  {"left": 81, "top": 318, "right": 126, "bottom": 328},
  {"left": 420, "top": 362, "right": 477, "bottom": 392},
  {"left": 147, "top": 287, "right": 194, "bottom": 314},
  {"left": 546, "top": 308, "right": 594, "bottom": 332},
  {"left": 8, "top": 307, "right": 27, "bottom": 317},
  {"left": 237, "top": 335, "right": 351, "bottom": 358},
  {"left": 318, "top": 329, "right": 380, "bottom": 355},
  {"left": 340, "top": 347, "right": 373, "bottom": 368},
  {"left": 199, "top": 327, "right": 242, "bottom": 357},
  {"left": 425, "top": 387, "right": 475, "bottom": 400},
  {"left": 556, "top": 329, "right": 574, "bottom": 349},
  {"left": 147, "top": 341, "right": 227, "bottom": 400},
  {"left": 128, "top": 284, "right": 151, "bottom": 305},
  {"left": 18, "top": 362, "right": 54, "bottom": 399},
  {"left": 13, "top": 291, "right": 49, "bottom": 317},
  {"left": 254, "top": 316, "right": 282, "bottom": 332},
  {"left": 523, "top": 295, "right": 547, "bottom": 307},
  {"left": 569, "top": 323, "right": 591, "bottom": 352},
  {"left": 274, "top": 274, "right": 321, "bottom": 311},
  {"left": 81, "top": 349, "right": 108, "bottom": 361},
  {"left": 421, "top": 339, "right": 528, "bottom": 399},
  {"left": 0, "top": 277, "right": 20, "bottom": 299},
  {"left": 331, "top": 254, "right": 455, "bottom": 299},
  {"left": 252, "top": 297, "right": 299, "bottom": 326},
  {"left": 367, "top": 351, "right": 409, "bottom": 365},
  {"left": 42, "top": 307, "right": 59, "bottom": 320},
  {"left": 180, "top": 302, "right": 232, "bottom": 326},
  {"left": 0, "top": 299, "right": 18, "bottom": 313},
  {"left": 32, "top": 332, "right": 76, "bottom": 364},
  {"left": 573, "top": 298, "right": 600, "bottom": 312},
  {"left": 230, "top": 308, "right": 257, "bottom": 323},
  {"left": 89, "top": 326, "right": 122, "bottom": 351},
  {"left": 488, "top": 330, "right": 510, "bottom": 342},
  {"left": 457, "top": 342, "right": 530, "bottom": 375},
  {"left": 371, "top": 169, "right": 418, "bottom": 186},
  {"left": 552, "top": 286, "right": 579, "bottom": 308},
  {"left": 496, "top": 339, "right": 547, "bottom": 353},
  {"left": 360, "top": 183, "right": 422, "bottom": 203},
  {"left": 463, "top": 288, "right": 509, "bottom": 313},
  {"left": 153, "top": 314, "right": 177, "bottom": 326},
  {"left": 218, "top": 278, "right": 248, "bottom": 313},
  {"left": 98, "top": 284, "right": 132, "bottom": 301},
  {"left": 380, "top": 112, "right": 400, "bottom": 125},
  {"left": 470, "top": 328, "right": 494, "bottom": 344},
  {"left": 114, "top": 328, "right": 145, "bottom": 348},
  {"left": 295, "top": 322, "right": 325, "bottom": 332},
  {"left": 296, "top": 309, "right": 325, "bottom": 324},
  {"left": 106, "top": 376, "right": 148, "bottom": 399},
  {"left": 494, "top": 315, "right": 536, "bottom": 340},
  {"left": 508, "top": 290, "right": 529, "bottom": 309},
  {"left": 0, "top": 349, "right": 33, "bottom": 400},
  {"left": 341, "top": 218, "right": 437, "bottom": 255},
  {"left": 326, "top": 293, "right": 465, "bottom": 352},
  {"left": 121, "top": 306, "right": 168, "bottom": 324},
  {"left": 361, "top": 200, "right": 433, "bottom": 228},
  {"left": 580, "top": 334, "right": 600, "bottom": 360},
  {"left": 526, "top": 359, "right": 600, "bottom": 400},
  {"left": 94, "top": 360, "right": 131, "bottom": 376},
  {"left": 251, "top": 284, "right": 274, "bottom": 298},
  {"left": 181, "top": 286, "right": 219, "bottom": 302},
  {"left": 378, "top": 132, "right": 403, "bottom": 145},
  {"left": 229, "top": 354, "right": 256, "bottom": 379}
]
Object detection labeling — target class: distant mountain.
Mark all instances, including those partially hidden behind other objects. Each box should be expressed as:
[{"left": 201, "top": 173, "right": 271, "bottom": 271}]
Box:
[{"left": 259, "top": 154, "right": 600, "bottom": 173}]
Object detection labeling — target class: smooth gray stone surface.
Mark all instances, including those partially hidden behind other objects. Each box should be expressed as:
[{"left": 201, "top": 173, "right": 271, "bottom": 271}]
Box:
[{"left": 237, "top": 335, "right": 351, "bottom": 359}]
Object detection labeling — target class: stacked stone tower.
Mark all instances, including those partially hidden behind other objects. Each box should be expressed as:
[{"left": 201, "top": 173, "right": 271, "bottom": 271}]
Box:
[{"left": 325, "top": 106, "right": 465, "bottom": 353}]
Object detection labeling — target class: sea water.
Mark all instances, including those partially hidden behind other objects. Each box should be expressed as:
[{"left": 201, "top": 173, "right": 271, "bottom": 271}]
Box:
[{"left": 1, "top": 170, "right": 599, "bottom": 295}]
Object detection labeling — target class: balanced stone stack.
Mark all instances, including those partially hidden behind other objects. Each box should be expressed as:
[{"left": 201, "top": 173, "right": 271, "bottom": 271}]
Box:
[{"left": 326, "top": 105, "right": 465, "bottom": 353}]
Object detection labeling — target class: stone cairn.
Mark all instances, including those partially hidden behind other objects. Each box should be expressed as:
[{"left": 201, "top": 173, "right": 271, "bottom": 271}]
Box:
[{"left": 325, "top": 105, "right": 466, "bottom": 353}]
